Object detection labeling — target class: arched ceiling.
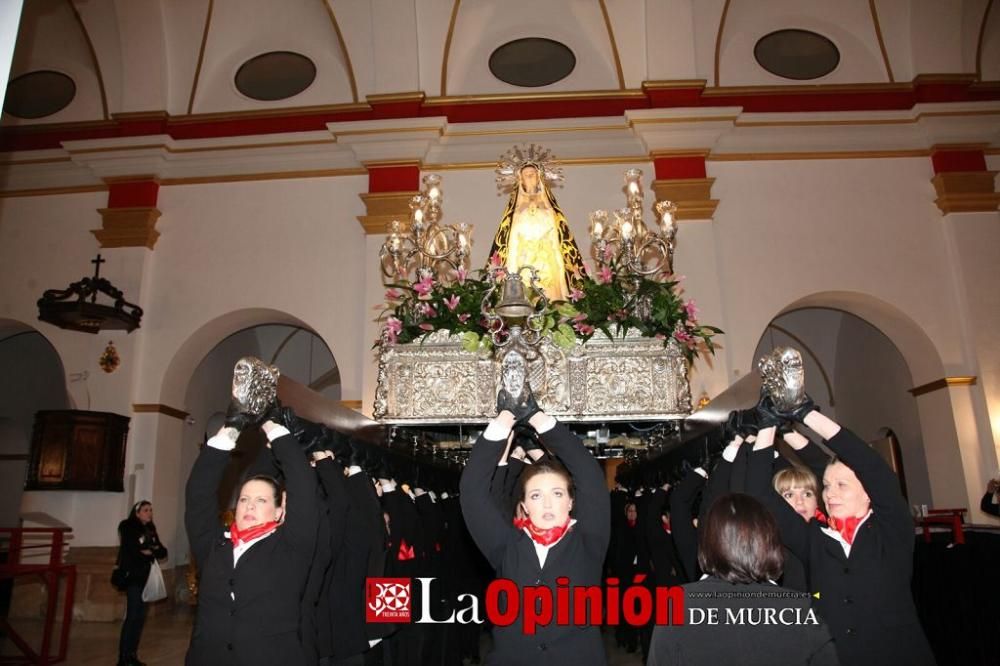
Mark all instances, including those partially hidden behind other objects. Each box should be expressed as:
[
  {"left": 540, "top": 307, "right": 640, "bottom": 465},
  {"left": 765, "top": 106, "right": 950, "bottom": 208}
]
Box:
[{"left": 3, "top": 0, "right": 998, "bottom": 127}]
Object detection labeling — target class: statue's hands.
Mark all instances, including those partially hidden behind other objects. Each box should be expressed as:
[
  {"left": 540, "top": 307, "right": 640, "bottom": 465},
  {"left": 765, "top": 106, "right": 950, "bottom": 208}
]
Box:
[{"left": 774, "top": 393, "right": 817, "bottom": 423}]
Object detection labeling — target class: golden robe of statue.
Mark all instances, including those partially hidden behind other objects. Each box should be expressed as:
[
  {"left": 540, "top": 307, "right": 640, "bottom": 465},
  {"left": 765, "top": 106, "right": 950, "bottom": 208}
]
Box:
[{"left": 489, "top": 164, "right": 586, "bottom": 301}]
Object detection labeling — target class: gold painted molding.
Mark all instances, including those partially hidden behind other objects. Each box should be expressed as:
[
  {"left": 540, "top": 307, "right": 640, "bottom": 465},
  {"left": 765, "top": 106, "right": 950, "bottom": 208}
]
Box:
[
  {"left": 868, "top": 0, "right": 894, "bottom": 83},
  {"left": 187, "top": 0, "right": 214, "bottom": 115},
  {"left": 357, "top": 191, "right": 419, "bottom": 234},
  {"left": 0, "top": 185, "right": 107, "bottom": 198},
  {"left": 160, "top": 168, "right": 366, "bottom": 186},
  {"left": 713, "top": 0, "right": 732, "bottom": 87},
  {"left": 441, "top": 0, "right": 462, "bottom": 96},
  {"left": 932, "top": 171, "right": 1000, "bottom": 214},
  {"left": 709, "top": 149, "right": 928, "bottom": 161},
  {"left": 340, "top": 400, "right": 363, "bottom": 410},
  {"left": 132, "top": 403, "right": 190, "bottom": 420},
  {"left": 366, "top": 91, "right": 426, "bottom": 104},
  {"left": 597, "top": 0, "right": 625, "bottom": 90},
  {"left": 93, "top": 207, "right": 162, "bottom": 249},
  {"left": 909, "top": 376, "right": 977, "bottom": 397},
  {"left": 976, "top": 0, "right": 995, "bottom": 81},
  {"left": 652, "top": 178, "right": 718, "bottom": 221},
  {"left": 642, "top": 80, "right": 708, "bottom": 91},
  {"left": 424, "top": 89, "right": 645, "bottom": 105},
  {"left": 66, "top": 0, "right": 109, "bottom": 119}
]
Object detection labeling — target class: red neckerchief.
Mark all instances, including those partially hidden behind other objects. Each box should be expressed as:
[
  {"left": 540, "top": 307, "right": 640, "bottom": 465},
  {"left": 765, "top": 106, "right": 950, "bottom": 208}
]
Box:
[
  {"left": 826, "top": 514, "right": 864, "bottom": 545},
  {"left": 626, "top": 518, "right": 637, "bottom": 528},
  {"left": 661, "top": 516, "right": 672, "bottom": 534},
  {"left": 813, "top": 508, "right": 828, "bottom": 524},
  {"left": 513, "top": 517, "right": 572, "bottom": 546},
  {"left": 397, "top": 538, "right": 416, "bottom": 561},
  {"left": 229, "top": 520, "right": 279, "bottom": 548}
]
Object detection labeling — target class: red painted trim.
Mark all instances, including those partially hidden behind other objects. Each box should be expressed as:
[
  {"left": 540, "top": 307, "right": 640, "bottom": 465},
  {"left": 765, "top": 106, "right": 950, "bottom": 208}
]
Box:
[
  {"left": 931, "top": 149, "right": 987, "bottom": 174},
  {"left": 107, "top": 180, "right": 159, "bottom": 208},
  {"left": 1, "top": 81, "right": 997, "bottom": 152},
  {"left": 653, "top": 156, "right": 706, "bottom": 180},
  {"left": 368, "top": 165, "right": 420, "bottom": 192}
]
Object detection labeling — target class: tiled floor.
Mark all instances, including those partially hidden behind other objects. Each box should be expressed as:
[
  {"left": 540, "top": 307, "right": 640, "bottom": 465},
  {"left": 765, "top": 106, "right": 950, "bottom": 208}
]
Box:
[{"left": 1, "top": 610, "right": 647, "bottom": 665}]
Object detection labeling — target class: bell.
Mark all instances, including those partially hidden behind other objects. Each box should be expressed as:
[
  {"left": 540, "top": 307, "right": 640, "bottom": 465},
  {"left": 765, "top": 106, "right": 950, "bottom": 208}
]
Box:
[{"left": 495, "top": 274, "right": 535, "bottom": 319}]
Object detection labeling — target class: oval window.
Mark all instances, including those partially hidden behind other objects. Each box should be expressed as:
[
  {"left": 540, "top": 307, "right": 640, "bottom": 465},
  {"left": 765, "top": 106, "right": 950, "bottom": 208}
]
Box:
[
  {"left": 235, "top": 51, "right": 317, "bottom": 101},
  {"left": 4, "top": 70, "right": 76, "bottom": 119},
  {"left": 489, "top": 38, "right": 576, "bottom": 87},
  {"left": 754, "top": 29, "right": 840, "bottom": 80}
]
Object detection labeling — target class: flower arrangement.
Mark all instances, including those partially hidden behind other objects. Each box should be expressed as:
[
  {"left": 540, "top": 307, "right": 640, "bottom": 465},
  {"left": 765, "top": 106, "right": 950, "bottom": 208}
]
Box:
[{"left": 378, "top": 255, "right": 722, "bottom": 363}]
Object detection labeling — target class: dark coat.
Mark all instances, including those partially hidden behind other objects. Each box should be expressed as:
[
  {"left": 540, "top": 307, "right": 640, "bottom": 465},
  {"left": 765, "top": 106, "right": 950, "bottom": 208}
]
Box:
[
  {"left": 751, "top": 428, "right": 935, "bottom": 666},
  {"left": 669, "top": 469, "right": 704, "bottom": 582},
  {"left": 647, "top": 577, "right": 839, "bottom": 665},
  {"left": 643, "top": 488, "right": 682, "bottom": 587},
  {"left": 116, "top": 518, "right": 168, "bottom": 588},
  {"left": 980, "top": 491, "right": 1000, "bottom": 517},
  {"left": 184, "top": 435, "right": 318, "bottom": 666},
  {"left": 460, "top": 422, "right": 611, "bottom": 666},
  {"left": 324, "top": 468, "right": 391, "bottom": 658}
]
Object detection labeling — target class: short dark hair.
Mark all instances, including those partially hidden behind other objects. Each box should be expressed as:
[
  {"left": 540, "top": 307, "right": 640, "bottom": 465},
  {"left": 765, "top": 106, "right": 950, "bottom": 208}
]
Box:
[
  {"left": 518, "top": 461, "right": 574, "bottom": 502},
  {"left": 242, "top": 474, "right": 284, "bottom": 507},
  {"left": 698, "top": 493, "right": 784, "bottom": 584}
]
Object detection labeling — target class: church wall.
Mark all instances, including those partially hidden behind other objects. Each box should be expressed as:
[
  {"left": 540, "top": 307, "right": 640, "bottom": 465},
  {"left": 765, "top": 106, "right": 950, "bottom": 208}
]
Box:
[{"left": 0, "top": 149, "right": 990, "bottom": 547}]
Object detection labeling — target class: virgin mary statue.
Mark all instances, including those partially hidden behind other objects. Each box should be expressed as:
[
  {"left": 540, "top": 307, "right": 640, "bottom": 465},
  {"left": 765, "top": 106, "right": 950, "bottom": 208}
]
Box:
[{"left": 489, "top": 145, "right": 586, "bottom": 301}]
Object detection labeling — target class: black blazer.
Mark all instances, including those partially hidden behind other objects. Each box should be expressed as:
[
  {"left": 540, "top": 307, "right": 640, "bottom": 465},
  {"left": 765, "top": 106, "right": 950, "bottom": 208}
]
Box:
[
  {"left": 648, "top": 577, "right": 839, "bottom": 665},
  {"left": 460, "top": 422, "right": 611, "bottom": 666},
  {"left": 184, "top": 434, "right": 318, "bottom": 666},
  {"left": 117, "top": 519, "right": 168, "bottom": 588},
  {"left": 643, "top": 488, "right": 682, "bottom": 587},
  {"left": 669, "top": 469, "right": 704, "bottom": 582},
  {"left": 980, "top": 491, "right": 1000, "bottom": 517},
  {"left": 751, "top": 428, "right": 935, "bottom": 666}
]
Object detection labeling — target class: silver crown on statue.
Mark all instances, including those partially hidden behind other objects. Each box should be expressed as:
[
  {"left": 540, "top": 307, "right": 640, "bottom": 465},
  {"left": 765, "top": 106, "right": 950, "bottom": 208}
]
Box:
[
  {"left": 757, "top": 346, "right": 806, "bottom": 412},
  {"left": 231, "top": 356, "right": 280, "bottom": 417}
]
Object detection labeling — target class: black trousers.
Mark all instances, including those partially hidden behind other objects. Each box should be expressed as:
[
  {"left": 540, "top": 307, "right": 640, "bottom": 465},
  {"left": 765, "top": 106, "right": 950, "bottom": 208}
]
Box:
[{"left": 118, "top": 583, "right": 146, "bottom": 657}]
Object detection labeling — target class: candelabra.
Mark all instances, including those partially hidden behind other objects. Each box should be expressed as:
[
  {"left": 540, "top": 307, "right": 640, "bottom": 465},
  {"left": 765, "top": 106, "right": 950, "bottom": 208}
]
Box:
[
  {"left": 588, "top": 168, "right": 677, "bottom": 278},
  {"left": 379, "top": 174, "right": 473, "bottom": 283}
]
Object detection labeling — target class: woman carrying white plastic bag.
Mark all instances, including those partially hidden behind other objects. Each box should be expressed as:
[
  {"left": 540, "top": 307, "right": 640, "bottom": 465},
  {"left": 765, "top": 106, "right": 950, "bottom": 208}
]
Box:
[
  {"left": 116, "top": 501, "right": 168, "bottom": 666},
  {"left": 142, "top": 559, "right": 167, "bottom": 602}
]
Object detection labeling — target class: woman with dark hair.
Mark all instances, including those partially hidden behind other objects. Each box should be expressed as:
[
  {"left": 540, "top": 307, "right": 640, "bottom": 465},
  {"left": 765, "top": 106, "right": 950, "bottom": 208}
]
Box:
[
  {"left": 116, "top": 500, "right": 167, "bottom": 666},
  {"left": 184, "top": 406, "right": 318, "bottom": 666},
  {"left": 648, "top": 493, "right": 839, "bottom": 665},
  {"left": 460, "top": 394, "right": 610, "bottom": 665}
]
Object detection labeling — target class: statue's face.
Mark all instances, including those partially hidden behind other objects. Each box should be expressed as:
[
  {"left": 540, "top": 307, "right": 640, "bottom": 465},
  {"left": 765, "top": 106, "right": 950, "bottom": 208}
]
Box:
[
  {"left": 758, "top": 346, "right": 805, "bottom": 411},
  {"left": 520, "top": 166, "right": 540, "bottom": 194},
  {"left": 779, "top": 348, "right": 804, "bottom": 391},
  {"left": 501, "top": 351, "right": 527, "bottom": 399},
  {"left": 232, "top": 356, "right": 279, "bottom": 416}
]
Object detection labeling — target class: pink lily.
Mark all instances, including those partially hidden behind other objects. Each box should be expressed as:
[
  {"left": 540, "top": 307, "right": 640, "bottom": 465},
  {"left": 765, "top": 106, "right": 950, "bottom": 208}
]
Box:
[
  {"left": 458, "top": 313, "right": 471, "bottom": 323},
  {"left": 414, "top": 275, "right": 435, "bottom": 299},
  {"left": 444, "top": 294, "right": 461, "bottom": 311},
  {"left": 385, "top": 288, "right": 402, "bottom": 301},
  {"left": 418, "top": 323, "right": 434, "bottom": 331},
  {"left": 684, "top": 300, "right": 699, "bottom": 321},
  {"left": 568, "top": 287, "right": 584, "bottom": 303},
  {"left": 596, "top": 266, "right": 614, "bottom": 284},
  {"left": 573, "top": 322, "right": 595, "bottom": 336},
  {"left": 385, "top": 317, "right": 403, "bottom": 343},
  {"left": 452, "top": 267, "right": 468, "bottom": 285}
]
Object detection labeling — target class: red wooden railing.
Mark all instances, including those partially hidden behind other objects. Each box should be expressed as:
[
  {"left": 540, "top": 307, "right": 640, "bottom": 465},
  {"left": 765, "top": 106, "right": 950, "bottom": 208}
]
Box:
[
  {"left": 0, "top": 528, "right": 76, "bottom": 665},
  {"left": 917, "top": 508, "right": 968, "bottom": 545}
]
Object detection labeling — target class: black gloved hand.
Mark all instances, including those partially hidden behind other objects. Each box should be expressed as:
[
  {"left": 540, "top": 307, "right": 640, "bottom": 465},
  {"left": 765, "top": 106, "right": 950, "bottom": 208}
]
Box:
[
  {"left": 497, "top": 388, "right": 518, "bottom": 415},
  {"left": 513, "top": 386, "right": 541, "bottom": 426},
  {"left": 348, "top": 439, "right": 367, "bottom": 468},
  {"left": 755, "top": 393, "right": 784, "bottom": 431},
  {"left": 300, "top": 424, "right": 331, "bottom": 455},
  {"left": 774, "top": 393, "right": 818, "bottom": 423},
  {"left": 737, "top": 407, "right": 760, "bottom": 437},
  {"left": 224, "top": 400, "right": 257, "bottom": 432}
]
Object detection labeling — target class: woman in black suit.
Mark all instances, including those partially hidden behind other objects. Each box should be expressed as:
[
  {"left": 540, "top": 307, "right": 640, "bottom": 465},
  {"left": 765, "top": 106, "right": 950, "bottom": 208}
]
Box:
[
  {"left": 751, "top": 399, "right": 936, "bottom": 666},
  {"left": 116, "top": 500, "right": 168, "bottom": 666},
  {"left": 460, "top": 397, "right": 610, "bottom": 665},
  {"left": 648, "top": 493, "right": 839, "bottom": 665},
  {"left": 184, "top": 407, "right": 318, "bottom": 666}
]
